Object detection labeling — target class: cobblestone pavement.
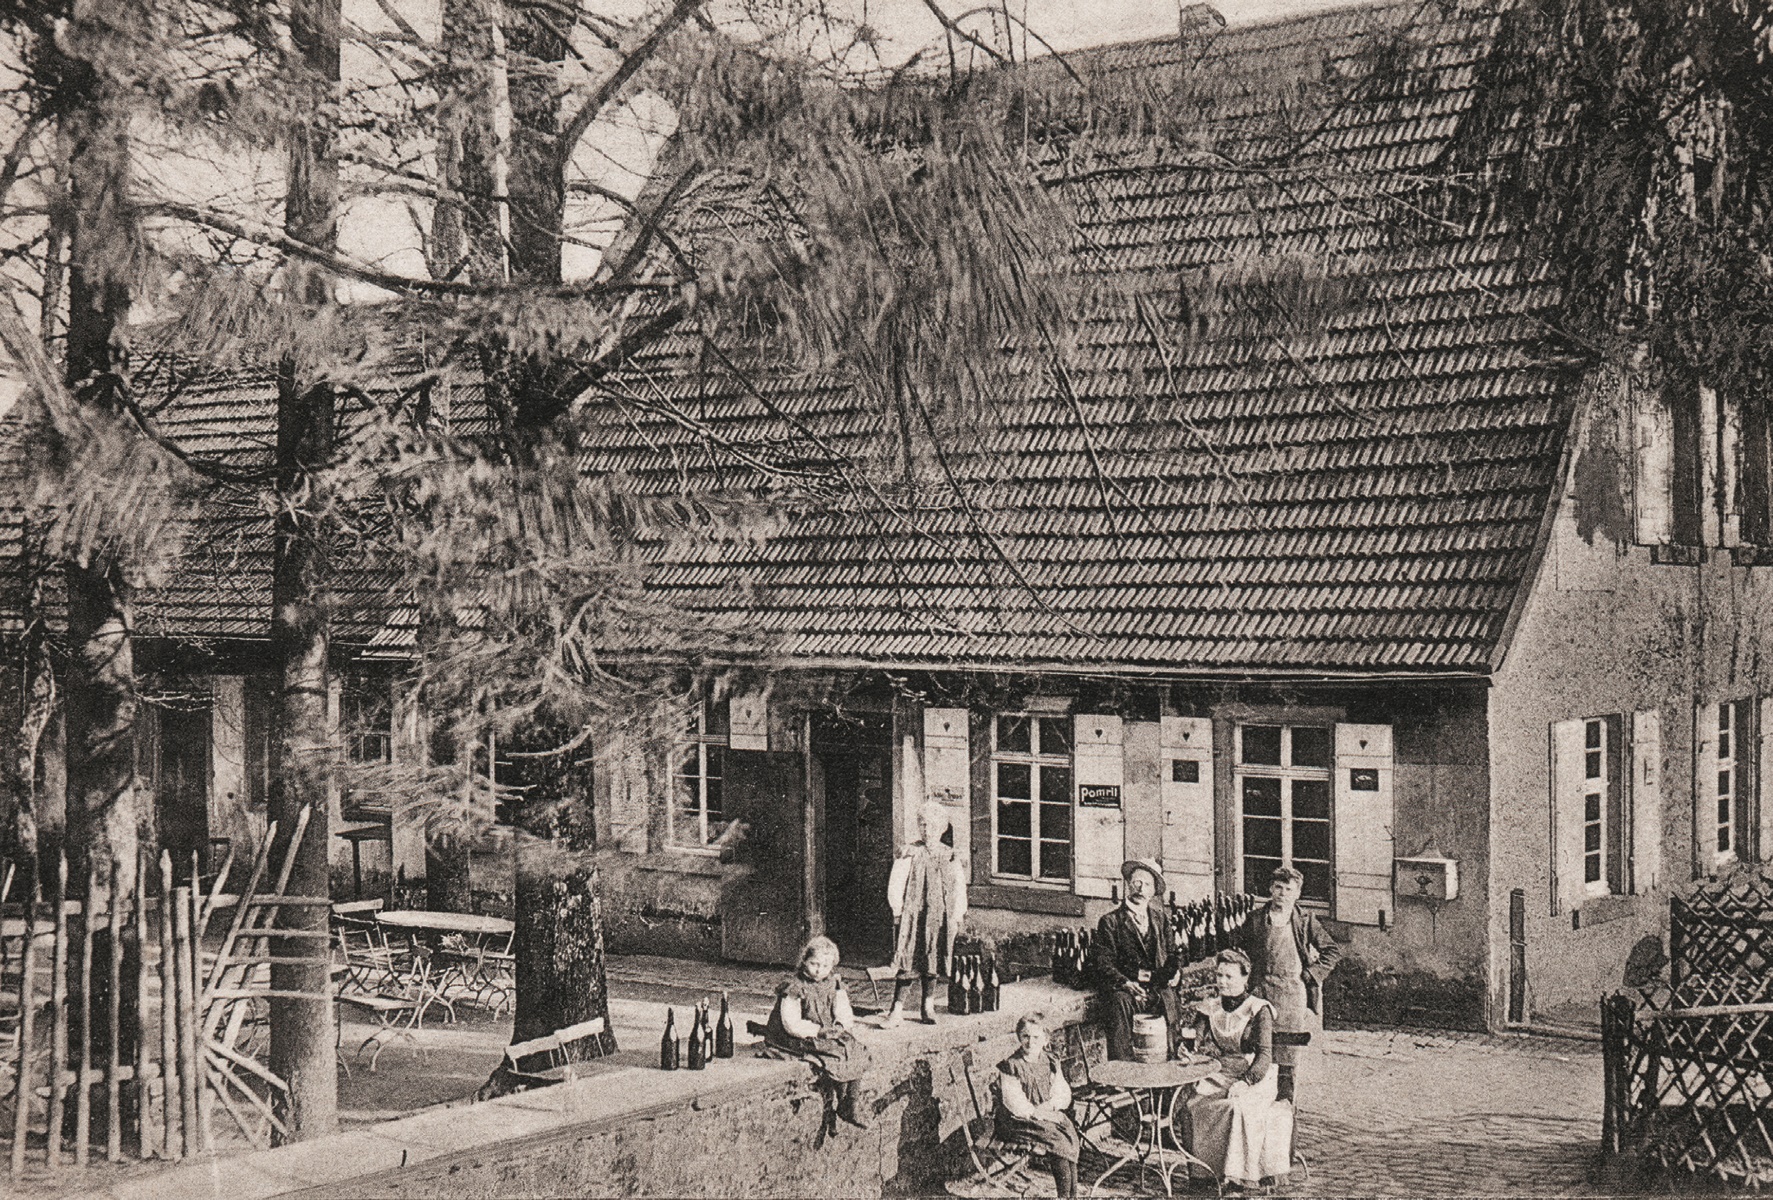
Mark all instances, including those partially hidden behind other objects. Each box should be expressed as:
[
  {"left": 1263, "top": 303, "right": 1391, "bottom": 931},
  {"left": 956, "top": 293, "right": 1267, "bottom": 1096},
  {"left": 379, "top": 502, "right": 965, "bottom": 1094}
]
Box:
[{"left": 1282, "top": 1025, "right": 1628, "bottom": 1198}]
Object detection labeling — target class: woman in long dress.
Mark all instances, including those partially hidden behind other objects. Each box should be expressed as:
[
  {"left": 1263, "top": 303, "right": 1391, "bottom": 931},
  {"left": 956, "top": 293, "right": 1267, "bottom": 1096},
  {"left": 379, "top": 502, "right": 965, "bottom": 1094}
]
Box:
[
  {"left": 882, "top": 801, "right": 967, "bottom": 1025},
  {"left": 1184, "top": 948, "right": 1291, "bottom": 1188}
]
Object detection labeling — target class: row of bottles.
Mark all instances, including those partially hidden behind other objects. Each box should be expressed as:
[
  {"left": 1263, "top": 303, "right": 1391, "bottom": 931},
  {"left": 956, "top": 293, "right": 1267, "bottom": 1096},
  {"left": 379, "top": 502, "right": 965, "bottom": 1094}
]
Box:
[
  {"left": 947, "top": 953, "right": 1002, "bottom": 1015},
  {"left": 1048, "top": 892, "right": 1263, "bottom": 988},
  {"left": 660, "top": 992, "right": 736, "bottom": 1070}
]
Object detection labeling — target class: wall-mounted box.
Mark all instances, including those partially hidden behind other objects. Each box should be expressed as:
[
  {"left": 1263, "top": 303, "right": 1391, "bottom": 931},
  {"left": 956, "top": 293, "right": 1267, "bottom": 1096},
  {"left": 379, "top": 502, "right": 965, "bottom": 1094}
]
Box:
[{"left": 1394, "top": 856, "right": 1459, "bottom": 902}]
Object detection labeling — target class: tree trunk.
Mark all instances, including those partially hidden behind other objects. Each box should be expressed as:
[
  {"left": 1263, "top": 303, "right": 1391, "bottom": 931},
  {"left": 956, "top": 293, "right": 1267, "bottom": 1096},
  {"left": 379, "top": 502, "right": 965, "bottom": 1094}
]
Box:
[
  {"left": 266, "top": 0, "right": 342, "bottom": 1143},
  {"left": 481, "top": 729, "right": 612, "bottom": 1097}
]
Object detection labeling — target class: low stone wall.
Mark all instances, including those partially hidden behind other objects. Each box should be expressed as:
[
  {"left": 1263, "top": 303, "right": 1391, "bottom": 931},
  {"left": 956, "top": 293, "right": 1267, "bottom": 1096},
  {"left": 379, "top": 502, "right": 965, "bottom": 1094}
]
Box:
[{"left": 112, "top": 982, "right": 1093, "bottom": 1200}]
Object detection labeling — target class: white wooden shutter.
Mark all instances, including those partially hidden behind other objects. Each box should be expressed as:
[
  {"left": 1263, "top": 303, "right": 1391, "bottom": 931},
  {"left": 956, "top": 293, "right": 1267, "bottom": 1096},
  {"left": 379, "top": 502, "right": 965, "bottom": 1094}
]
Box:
[
  {"left": 1550, "top": 718, "right": 1587, "bottom": 914},
  {"left": 1695, "top": 702, "right": 1719, "bottom": 876},
  {"left": 1630, "top": 710, "right": 1662, "bottom": 894},
  {"left": 603, "top": 726, "right": 649, "bottom": 854},
  {"left": 1700, "top": 385, "right": 1723, "bottom": 547},
  {"left": 1160, "top": 716, "right": 1214, "bottom": 901},
  {"left": 728, "top": 690, "right": 769, "bottom": 752},
  {"left": 1634, "top": 379, "right": 1674, "bottom": 545},
  {"left": 1758, "top": 699, "right": 1773, "bottom": 866},
  {"left": 1073, "top": 714, "right": 1125, "bottom": 899},
  {"left": 1332, "top": 724, "right": 1394, "bottom": 926},
  {"left": 924, "top": 707, "right": 971, "bottom": 876},
  {"left": 1721, "top": 390, "right": 1744, "bottom": 547}
]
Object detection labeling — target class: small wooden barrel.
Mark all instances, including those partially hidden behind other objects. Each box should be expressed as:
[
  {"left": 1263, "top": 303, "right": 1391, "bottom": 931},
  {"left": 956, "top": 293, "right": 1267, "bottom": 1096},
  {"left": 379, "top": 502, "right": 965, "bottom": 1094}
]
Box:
[{"left": 1131, "top": 1013, "right": 1168, "bottom": 1063}]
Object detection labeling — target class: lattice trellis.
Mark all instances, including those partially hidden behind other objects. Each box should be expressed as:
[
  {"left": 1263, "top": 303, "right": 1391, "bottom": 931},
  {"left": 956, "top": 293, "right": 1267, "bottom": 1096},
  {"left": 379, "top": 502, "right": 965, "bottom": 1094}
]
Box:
[{"left": 1604, "top": 870, "right": 1773, "bottom": 1190}]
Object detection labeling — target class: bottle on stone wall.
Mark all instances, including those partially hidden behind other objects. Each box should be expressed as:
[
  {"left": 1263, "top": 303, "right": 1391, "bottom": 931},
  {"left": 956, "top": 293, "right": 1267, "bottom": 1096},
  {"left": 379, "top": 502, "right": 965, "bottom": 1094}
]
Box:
[
  {"left": 702, "top": 997, "right": 716, "bottom": 1064},
  {"left": 966, "top": 959, "right": 984, "bottom": 1015},
  {"left": 1057, "top": 932, "right": 1075, "bottom": 987},
  {"left": 949, "top": 955, "right": 967, "bottom": 1013},
  {"left": 1050, "top": 933, "right": 1065, "bottom": 987},
  {"left": 688, "top": 1004, "right": 707, "bottom": 1070},
  {"left": 716, "top": 992, "right": 735, "bottom": 1059},
  {"left": 984, "top": 961, "right": 1001, "bottom": 1012},
  {"left": 661, "top": 1009, "right": 680, "bottom": 1070}
]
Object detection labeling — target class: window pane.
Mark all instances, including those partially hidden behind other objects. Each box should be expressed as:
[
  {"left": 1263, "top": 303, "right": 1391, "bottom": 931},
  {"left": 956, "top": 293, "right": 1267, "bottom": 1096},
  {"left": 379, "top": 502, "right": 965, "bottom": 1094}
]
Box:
[
  {"left": 1242, "top": 726, "right": 1282, "bottom": 766},
  {"left": 1291, "top": 727, "right": 1330, "bottom": 769},
  {"left": 704, "top": 699, "right": 730, "bottom": 737},
  {"left": 999, "top": 838, "right": 1033, "bottom": 876},
  {"left": 1293, "top": 819, "right": 1330, "bottom": 862},
  {"left": 1244, "top": 856, "right": 1282, "bottom": 893},
  {"left": 1584, "top": 823, "right": 1602, "bottom": 853},
  {"left": 1244, "top": 817, "right": 1283, "bottom": 858},
  {"left": 1718, "top": 795, "right": 1732, "bottom": 823},
  {"left": 705, "top": 744, "right": 725, "bottom": 783},
  {"left": 1292, "top": 779, "right": 1330, "bottom": 820},
  {"left": 706, "top": 773, "right": 723, "bottom": 822},
  {"left": 1038, "top": 717, "right": 1073, "bottom": 757},
  {"left": 1586, "top": 750, "right": 1603, "bottom": 779},
  {"left": 1719, "top": 825, "right": 1732, "bottom": 852},
  {"left": 1585, "top": 720, "right": 1602, "bottom": 749},
  {"left": 1719, "top": 771, "right": 1732, "bottom": 799},
  {"left": 998, "top": 715, "right": 1032, "bottom": 754},
  {"left": 1039, "top": 841, "right": 1071, "bottom": 880},
  {"left": 1585, "top": 853, "right": 1602, "bottom": 883},
  {"left": 1242, "top": 776, "right": 1282, "bottom": 816},
  {"left": 1298, "top": 861, "right": 1331, "bottom": 904},
  {"left": 997, "top": 762, "right": 1031, "bottom": 800},
  {"left": 998, "top": 800, "right": 1032, "bottom": 839},
  {"left": 1584, "top": 793, "right": 1601, "bottom": 823},
  {"left": 1041, "top": 801, "right": 1072, "bottom": 841},
  {"left": 1040, "top": 765, "right": 1072, "bottom": 805}
]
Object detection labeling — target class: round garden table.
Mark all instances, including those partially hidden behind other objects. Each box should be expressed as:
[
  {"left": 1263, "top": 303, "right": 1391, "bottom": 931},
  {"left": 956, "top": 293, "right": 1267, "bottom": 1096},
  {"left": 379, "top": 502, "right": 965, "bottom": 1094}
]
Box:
[{"left": 1086, "top": 1056, "right": 1218, "bottom": 1198}]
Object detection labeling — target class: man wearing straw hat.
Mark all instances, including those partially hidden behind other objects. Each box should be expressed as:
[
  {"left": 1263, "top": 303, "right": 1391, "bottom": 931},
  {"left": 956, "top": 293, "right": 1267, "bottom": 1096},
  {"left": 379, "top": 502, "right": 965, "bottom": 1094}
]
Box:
[{"left": 1086, "top": 858, "right": 1183, "bottom": 1060}]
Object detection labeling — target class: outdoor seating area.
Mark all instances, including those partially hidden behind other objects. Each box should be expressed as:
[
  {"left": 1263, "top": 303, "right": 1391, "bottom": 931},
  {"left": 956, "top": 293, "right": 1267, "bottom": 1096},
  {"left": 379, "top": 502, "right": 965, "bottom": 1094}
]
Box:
[{"left": 328, "top": 900, "right": 517, "bottom": 1073}]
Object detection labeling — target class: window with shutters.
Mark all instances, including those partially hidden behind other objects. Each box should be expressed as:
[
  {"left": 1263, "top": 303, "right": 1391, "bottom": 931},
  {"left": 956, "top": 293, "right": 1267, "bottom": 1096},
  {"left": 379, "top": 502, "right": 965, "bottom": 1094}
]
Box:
[
  {"left": 670, "top": 698, "right": 730, "bottom": 851},
  {"left": 1636, "top": 380, "right": 1773, "bottom": 554},
  {"left": 1712, "top": 700, "right": 1751, "bottom": 865},
  {"left": 992, "top": 714, "right": 1074, "bottom": 883},
  {"left": 1554, "top": 714, "right": 1626, "bottom": 899},
  {"left": 1236, "top": 724, "right": 1332, "bottom": 905}
]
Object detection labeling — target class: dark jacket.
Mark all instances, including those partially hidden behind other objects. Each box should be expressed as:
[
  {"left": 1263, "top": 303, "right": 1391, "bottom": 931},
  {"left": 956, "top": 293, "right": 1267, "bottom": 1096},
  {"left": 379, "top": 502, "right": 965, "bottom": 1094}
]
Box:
[
  {"left": 1233, "top": 904, "right": 1343, "bottom": 1016},
  {"left": 1087, "top": 904, "right": 1180, "bottom": 993}
]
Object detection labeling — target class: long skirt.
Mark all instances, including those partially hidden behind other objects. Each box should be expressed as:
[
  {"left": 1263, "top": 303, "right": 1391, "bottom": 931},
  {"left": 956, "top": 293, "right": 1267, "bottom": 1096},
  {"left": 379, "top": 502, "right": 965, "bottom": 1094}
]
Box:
[
  {"left": 764, "top": 1028, "right": 869, "bottom": 1084},
  {"left": 996, "top": 1112, "right": 1081, "bottom": 1164},
  {"left": 1184, "top": 1067, "right": 1290, "bottom": 1185}
]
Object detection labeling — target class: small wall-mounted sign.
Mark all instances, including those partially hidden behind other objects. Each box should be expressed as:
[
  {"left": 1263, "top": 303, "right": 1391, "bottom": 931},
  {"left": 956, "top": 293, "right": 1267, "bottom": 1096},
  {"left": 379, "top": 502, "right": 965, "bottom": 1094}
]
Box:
[
  {"left": 1080, "top": 784, "right": 1122, "bottom": 809},
  {"left": 1349, "top": 767, "right": 1380, "bottom": 791},
  {"left": 1171, "top": 759, "right": 1201, "bottom": 784}
]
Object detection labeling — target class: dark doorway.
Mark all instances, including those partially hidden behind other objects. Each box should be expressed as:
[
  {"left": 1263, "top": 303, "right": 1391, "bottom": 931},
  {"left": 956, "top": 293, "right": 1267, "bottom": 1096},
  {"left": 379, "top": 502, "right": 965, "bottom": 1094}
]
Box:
[
  {"left": 815, "top": 712, "right": 895, "bottom": 965},
  {"left": 154, "top": 703, "right": 212, "bottom": 886}
]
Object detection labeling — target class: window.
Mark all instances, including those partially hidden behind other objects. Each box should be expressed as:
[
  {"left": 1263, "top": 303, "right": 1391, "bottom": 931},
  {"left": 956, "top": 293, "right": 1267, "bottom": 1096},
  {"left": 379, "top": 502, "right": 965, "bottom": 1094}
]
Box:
[
  {"left": 992, "top": 714, "right": 1073, "bottom": 882},
  {"left": 1713, "top": 701, "right": 1751, "bottom": 865},
  {"left": 1581, "top": 718, "right": 1614, "bottom": 895},
  {"left": 1636, "top": 380, "right": 1773, "bottom": 553},
  {"left": 671, "top": 698, "right": 729, "bottom": 850},
  {"left": 1236, "top": 724, "right": 1332, "bottom": 904},
  {"left": 340, "top": 676, "right": 393, "bottom": 765}
]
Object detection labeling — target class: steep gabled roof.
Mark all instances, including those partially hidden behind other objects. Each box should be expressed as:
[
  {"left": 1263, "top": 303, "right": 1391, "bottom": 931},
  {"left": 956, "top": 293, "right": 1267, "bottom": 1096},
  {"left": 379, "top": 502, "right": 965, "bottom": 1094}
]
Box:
[{"left": 574, "top": 0, "right": 1576, "bottom": 676}]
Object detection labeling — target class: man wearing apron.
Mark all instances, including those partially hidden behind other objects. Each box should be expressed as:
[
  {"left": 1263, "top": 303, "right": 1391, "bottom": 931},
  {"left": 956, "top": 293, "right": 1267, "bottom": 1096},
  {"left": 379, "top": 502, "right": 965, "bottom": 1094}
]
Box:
[{"left": 1235, "top": 865, "right": 1342, "bottom": 1103}]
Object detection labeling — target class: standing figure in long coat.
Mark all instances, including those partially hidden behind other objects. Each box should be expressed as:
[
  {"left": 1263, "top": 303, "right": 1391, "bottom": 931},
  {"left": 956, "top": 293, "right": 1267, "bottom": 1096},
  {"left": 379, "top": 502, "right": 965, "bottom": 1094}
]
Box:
[{"left": 882, "top": 801, "right": 967, "bottom": 1025}]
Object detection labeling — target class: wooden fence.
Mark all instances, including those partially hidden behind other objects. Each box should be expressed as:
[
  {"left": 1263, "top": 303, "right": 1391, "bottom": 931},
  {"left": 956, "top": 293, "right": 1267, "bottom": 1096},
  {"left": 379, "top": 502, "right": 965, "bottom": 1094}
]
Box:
[
  {"left": 1, "top": 806, "right": 325, "bottom": 1177},
  {"left": 1602, "top": 872, "right": 1773, "bottom": 1190}
]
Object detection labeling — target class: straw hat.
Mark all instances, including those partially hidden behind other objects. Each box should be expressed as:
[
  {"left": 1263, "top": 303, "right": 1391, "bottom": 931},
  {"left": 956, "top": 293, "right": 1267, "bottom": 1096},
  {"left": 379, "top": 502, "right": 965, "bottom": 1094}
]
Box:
[{"left": 1120, "top": 858, "right": 1165, "bottom": 896}]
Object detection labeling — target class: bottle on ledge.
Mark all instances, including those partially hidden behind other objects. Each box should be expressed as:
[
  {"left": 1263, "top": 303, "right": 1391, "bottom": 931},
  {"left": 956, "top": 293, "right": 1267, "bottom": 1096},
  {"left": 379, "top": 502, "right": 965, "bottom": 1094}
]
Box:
[
  {"left": 702, "top": 997, "right": 717, "bottom": 1064},
  {"left": 984, "top": 960, "right": 1001, "bottom": 1012},
  {"left": 949, "top": 955, "right": 968, "bottom": 1013},
  {"left": 687, "top": 1004, "right": 708, "bottom": 1070},
  {"left": 716, "top": 991, "right": 735, "bottom": 1059},
  {"left": 661, "top": 1009, "right": 680, "bottom": 1071},
  {"left": 965, "top": 959, "right": 983, "bottom": 1015}
]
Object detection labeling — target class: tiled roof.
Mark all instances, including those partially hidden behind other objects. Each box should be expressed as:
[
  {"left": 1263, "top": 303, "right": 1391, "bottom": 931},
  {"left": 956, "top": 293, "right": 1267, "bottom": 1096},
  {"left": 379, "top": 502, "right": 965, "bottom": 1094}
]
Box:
[
  {"left": 575, "top": 0, "right": 1576, "bottom": 674},
  {"left": 2, "top": 1, "right": 1574, "bottom": 677}
]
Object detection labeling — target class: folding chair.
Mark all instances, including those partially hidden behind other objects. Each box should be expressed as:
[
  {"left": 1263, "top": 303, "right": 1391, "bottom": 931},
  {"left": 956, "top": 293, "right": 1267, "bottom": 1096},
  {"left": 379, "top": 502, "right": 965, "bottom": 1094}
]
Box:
[
  {"left": 501, "top": 1017, "right": 610, "bottom": 1087},
  {"left": 336, "top": 989, "right": 422, "bottom": 1072},
  {"left": 1051, "top": 1023, "right": 1128, "bottom": 1145},
  {"left": 946, "top": 1048, "right": 1050, "bottom": 1198}
]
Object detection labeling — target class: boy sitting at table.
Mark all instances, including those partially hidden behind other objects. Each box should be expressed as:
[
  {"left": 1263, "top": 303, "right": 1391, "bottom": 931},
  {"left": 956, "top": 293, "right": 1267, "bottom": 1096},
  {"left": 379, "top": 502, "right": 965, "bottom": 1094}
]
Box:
[
  {"left": 765, "top": 935, "right": 873, "bottom": 1130},
  {"left": 996, "top": 1012, "right": 1080, "bottom": 1198}
]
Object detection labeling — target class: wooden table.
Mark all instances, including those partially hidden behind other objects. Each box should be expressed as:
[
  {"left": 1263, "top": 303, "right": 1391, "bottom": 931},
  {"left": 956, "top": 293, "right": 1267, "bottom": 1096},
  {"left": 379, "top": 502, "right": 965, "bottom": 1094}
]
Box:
[
  {"left": 376, "top": 910, "right": 512, "bottom": 937},
  {"left": 1087, "top": 1056, "right": 1218, "bottom": 1198}
]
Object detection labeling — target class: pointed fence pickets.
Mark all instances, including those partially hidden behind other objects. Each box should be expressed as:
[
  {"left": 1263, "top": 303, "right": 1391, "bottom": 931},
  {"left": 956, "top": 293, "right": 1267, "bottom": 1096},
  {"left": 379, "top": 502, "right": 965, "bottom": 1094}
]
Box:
[
  {"left": 2, "top": 805, "right": 327, "bottom": 1175},
  {"left": 1602, "top": 871, "right": 1773, "bottom": 1190}
]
